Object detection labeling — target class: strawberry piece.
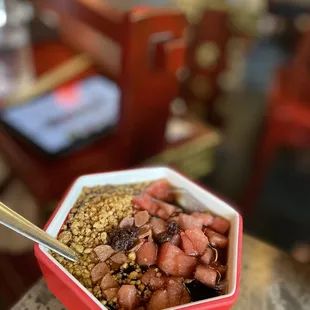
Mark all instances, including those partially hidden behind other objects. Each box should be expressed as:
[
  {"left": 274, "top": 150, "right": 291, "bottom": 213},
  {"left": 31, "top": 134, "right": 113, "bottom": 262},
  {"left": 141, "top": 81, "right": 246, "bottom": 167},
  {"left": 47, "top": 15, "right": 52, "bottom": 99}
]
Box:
[
  {"left": 205, "top": 228, "right": 228, "bottom": 248},
  {"left": 141, "top": 267, "right": 167, "bottom": 290},
  {"left": 133, "top": 194, "right": 159, "bottom": 216},
  {"left": 94, "top": 245, "right": 115, "bottom": 262},
  {"left": 103, "top": 288, "right": 119, "bottom": 301},
  {"left": 110, "top": 252, "right": 129, "bottom": 264},
  {"left": 192, "top": 212, "right": 214, "bottom": 226},
  {"left": 141, "top": 268, "right": 156, "bottom": 285},
  {"left": 90, "top": 262, "right": 109, "bottom": 282},
  {"left": 211, "top": 216, "right": 230, "bottom": 234},
  {"left": 169, "top": 276, "right": 184, "bottom": 284},
  {"left": 195, "top": 265, "right": 218, "bottom": 287},
  {"left": 145, "top": 179, "right": 174, "bottom": 202},
  {"left": 179, "top": 213, "right": 203, "bottom": 230},
  {"left": 117, "top": 285, "right": 139, "bottom": 310},
  {"left": 147, "top": 289, "right": 169, "bottom": 310},
  {"left": 180, "top": 288, "right": 191, "bottom": 304},
  {"left": 175, "top": 254, "right": 198, "bottom": 278},
  {"left": 200, "top": 247, "right": 215, "bottom": 265},
  {"left": 158, "top": 243, "right": 197, "bottom": 277},
  {"left": 135, "top": 210, "right": 150, "bottom": 227},
  {"left": 180, "top": 232, "right": 199, "bottom": 256},
  {"left": 157, "top": 201, "right": 176, "bottom": 218},
  {"left": 150, "top": 217, "right": 166, "bottom": 236},
  {"left": 101, "top": 273, "right": 119, "bottom": 291},
  {"left": 149, "top": 273, "right": 167, "bottom": 291},
  {"left": 158, "top": 243, "right": 183, "bottom": 276},
  {"left": 167, "top": 278, "right": 183, "bottom": 307},
  {"left": 136, "top": 242, "right": 158, "bottom": 266},
  {"left": 185, "top": 228, "right": 209, "bottom": 255},
  {"left": 157, "top": 208, "right": 170, "bottom": 220}
]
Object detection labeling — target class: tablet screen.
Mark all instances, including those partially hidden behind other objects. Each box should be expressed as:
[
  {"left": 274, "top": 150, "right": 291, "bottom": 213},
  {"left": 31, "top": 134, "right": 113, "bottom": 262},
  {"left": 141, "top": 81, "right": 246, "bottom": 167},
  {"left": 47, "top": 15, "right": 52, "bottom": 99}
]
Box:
[{"left": 0, "top": 75, "right": 121, "bottom": 155}]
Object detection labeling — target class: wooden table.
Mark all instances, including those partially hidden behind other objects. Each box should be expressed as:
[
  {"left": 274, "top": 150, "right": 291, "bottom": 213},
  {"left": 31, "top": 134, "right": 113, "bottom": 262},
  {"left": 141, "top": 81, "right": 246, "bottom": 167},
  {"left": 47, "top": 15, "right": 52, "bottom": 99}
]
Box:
[{"left": 11, "top": 235, "right": 310, "bottom": 310}]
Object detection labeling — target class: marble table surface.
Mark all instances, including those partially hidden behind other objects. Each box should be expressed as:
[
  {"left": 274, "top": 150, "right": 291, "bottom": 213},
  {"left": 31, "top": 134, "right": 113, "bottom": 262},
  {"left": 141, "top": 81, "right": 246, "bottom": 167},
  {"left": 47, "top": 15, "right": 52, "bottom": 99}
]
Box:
[{"left": 11, "top": 235, "right": 310, "bottom": 310}]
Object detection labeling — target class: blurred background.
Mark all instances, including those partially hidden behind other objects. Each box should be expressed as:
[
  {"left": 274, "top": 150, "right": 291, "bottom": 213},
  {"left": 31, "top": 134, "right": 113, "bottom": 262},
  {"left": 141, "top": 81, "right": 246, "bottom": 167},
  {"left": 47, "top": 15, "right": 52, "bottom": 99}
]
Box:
[{"left": 1, "top": 0, "right": 310, "bottom": 308}]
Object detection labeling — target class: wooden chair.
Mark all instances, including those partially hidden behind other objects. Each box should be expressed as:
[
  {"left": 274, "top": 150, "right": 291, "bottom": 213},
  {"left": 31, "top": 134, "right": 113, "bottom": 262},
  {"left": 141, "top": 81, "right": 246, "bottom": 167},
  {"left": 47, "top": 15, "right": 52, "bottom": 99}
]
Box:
[
  {"left": 0, "top": 1, "right": 188, "bottom": 207},
  {"left": 176, "top": 9, "right": 231, "bottom": 125},
  {"left": 243, "top": 29, "right": 310, "bottom": 213}
]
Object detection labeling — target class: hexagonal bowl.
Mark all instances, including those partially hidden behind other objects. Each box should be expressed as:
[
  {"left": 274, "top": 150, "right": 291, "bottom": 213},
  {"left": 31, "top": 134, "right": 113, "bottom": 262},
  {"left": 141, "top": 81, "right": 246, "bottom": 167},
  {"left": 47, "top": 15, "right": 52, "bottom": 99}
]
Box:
[{"left": 35, "top": 167, "right": 242, "bottom": 310}]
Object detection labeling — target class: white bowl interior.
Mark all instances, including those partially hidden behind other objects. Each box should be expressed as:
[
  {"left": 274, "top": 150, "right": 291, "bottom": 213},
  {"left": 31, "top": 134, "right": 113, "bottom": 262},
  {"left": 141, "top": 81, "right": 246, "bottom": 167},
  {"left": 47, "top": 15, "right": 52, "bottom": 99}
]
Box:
[{"left": 39, "top": 167, "right": 240, "bottom": 310}]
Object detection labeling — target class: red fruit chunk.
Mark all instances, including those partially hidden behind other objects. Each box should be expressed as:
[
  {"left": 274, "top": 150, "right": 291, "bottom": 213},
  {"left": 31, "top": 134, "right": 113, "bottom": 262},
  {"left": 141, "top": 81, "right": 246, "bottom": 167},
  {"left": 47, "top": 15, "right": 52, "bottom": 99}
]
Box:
[
  {"left": 192, "top": 212, "right": 214, "bottom": 226},
  {"left": 158, "top": 243, "right": 197, "bottom": 277},
  {"left": 170, "top": 234, "right": 181, "bottom": 247},
  {"left": 135, "top": 211, "right": 150, "bottom": 227},
  {"left": 149, "top": 273, "right": 167, "bottom": 291},
  {"left": 205, "top": 229, "right": 229, "bottom": 248},
  {"left": 117, "top": 285, "right": 139, "bottom": 310},
  {"left": 136, "top": 242, "right": 158, "bottom": 266},
  {"left": 158, "top": 243, "right": 182, "bottom": 275},
  {"left": 170, "top": 276, "right": 184, "bottom": 284},
  {"left": 157, "top": 208, "right": 170, "bottom": 220},
  {"left": 167, "top": 278, "right": 184, "bottom": 307},
  {"left": 211, "top": 216, "right": 230, "bottom": 234},
  {"left": 195, "top": 265, "right": 218, "bottom": 287},
  {"left": 110, "top": 261, "right": 122, "bottom": 271},
  {"left": 133, "top": 194, "right": 159, "bottom": 216},
  {"left": 145, "top": 179, "right": 174, "bottom": 202},
  {"left": 181, "top": 232, "right": 199, "bottom": 256},
  {"left": 147, "top": 289, "right": 169, "bottom": 310},
  {"left": 91, "top": 262, "right": 109, "bottom": 282},
  {"left": 175, "top": 254, "right": 197, "bottom": 278},
  {"left": 90, "top": 263, "right": 110, "bottom": 282},
  {"left": 157, "top": 201, "right": 176, "bottom": 218},
  {"left": 185, "top": 228, "right": 209, "bottom": 255},
  {"left": 141, "top": 268, "right": 155, "bottom": 285},
  {"left": 94, "top": 245, "right": 115, "bottom": 262},
  {"left": 200, "top": 247, "right": 215, "bottom": 265},
  {"left": 180, "top": 288, "right": 191, "bottom": 304},
  {"left": 179, "top": 213, "right": 203, "bottom": 230},
  {"left": 150, "top": 217, "right": 166, "bottom": 236},
  {"left": 104, "top": 288, "right": 119, "bottom": 301},
  {"left": 110, "top": 252, "right": 129, "bottom": 264},
  {"left": 141, "top": 267, "right": 167, "bottom": 290},
  {"left": 101, "top": 273, "right": 119, "bottom": 291}
]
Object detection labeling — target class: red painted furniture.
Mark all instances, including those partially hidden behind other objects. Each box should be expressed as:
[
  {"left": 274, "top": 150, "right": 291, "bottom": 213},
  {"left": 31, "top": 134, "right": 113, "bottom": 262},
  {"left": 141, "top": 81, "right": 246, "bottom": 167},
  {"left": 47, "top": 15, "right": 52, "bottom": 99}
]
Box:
[
  {"left": 0, "top": 2, "right": 188, "bottom": 207},
  {"left": 243, "top": 60, "right": 310, "bottom": 212},
  {"left": 181, "top": 10, "right": 231, "bottom": 125},
  {"left": 243, "top": 26, "right": 310, "bottom": 212}
]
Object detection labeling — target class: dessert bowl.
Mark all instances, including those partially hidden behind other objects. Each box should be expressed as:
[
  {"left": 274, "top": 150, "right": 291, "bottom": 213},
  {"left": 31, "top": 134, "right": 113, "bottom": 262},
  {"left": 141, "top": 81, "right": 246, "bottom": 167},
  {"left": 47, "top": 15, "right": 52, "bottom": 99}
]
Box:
[{"left": 35, "top": 167, "right": 242, "bottom": 310}]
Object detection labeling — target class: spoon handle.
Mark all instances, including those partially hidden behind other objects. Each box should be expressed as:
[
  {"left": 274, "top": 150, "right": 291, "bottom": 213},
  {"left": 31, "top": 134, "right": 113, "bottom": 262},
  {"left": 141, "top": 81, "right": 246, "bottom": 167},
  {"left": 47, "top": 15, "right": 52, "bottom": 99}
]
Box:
[{"left": 0, "top": 201, "right": 78, "bottom": 262}]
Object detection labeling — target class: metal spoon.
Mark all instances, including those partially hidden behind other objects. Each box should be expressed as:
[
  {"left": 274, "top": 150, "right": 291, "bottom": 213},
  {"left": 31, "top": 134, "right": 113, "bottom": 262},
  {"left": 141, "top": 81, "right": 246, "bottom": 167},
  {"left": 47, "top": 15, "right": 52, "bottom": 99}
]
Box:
[{"left": 0, "top": 201, "right": 79, "bottom": 262}]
